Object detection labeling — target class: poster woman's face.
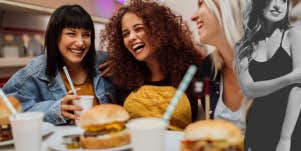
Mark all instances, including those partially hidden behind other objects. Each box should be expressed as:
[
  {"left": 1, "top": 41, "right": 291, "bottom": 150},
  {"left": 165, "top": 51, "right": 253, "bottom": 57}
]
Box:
[{"left": 263, "top": 0, "right": 288, "bottom": 23}]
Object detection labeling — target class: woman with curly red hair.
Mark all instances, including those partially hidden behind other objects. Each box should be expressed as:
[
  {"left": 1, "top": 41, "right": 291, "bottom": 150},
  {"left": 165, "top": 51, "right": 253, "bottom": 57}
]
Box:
[{"left": 100, "top": 0, "right": 202, "bottom": 130}]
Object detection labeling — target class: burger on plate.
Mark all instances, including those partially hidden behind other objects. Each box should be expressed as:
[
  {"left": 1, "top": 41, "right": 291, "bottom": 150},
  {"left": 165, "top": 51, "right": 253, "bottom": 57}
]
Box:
[
  {"left": 80, "top": 104, "right": 130, "bottom": 149},
  {"left": 0, "top": 96, "right": 22, "bottom": 142},
  {"left": 181, "top": 120, "right": 243, "bottom": 151}
]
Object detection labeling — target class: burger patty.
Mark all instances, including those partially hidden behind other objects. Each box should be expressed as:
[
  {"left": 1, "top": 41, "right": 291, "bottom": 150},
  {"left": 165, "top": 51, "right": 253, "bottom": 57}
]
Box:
[
  {"left": 182, "top": 140, "right": 243, "bottom": 151},
  {"left": 0, "top": 125, "right": 12, "bottom": 142},
  {"left": 198, "top": 146, "right": 242, "bottom": 151},
  {"left": 84, "top": 129, "right": 109, "bottom": 137},
  {"left": 83, "top": 122, "right": 126, "bottom": 137}
]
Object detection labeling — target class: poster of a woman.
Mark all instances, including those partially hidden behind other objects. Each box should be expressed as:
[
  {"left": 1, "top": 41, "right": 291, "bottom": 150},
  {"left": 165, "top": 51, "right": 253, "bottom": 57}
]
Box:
[{"left": 235, "top": 0, "right": 301, "bottom": 150}]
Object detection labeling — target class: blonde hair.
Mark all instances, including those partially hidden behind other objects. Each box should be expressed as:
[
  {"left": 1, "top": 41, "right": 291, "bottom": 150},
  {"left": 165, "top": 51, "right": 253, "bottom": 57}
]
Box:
[{"left": 203, "top": 0, "right": 248, "bottom": 77}]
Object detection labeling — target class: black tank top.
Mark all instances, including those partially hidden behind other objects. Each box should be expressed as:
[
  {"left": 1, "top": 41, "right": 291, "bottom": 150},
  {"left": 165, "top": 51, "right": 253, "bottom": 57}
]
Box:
[
  {"left": 249, "top": 31, "right": 292, "bottom": 80},
  {"left": 245, "top": 30, "right": 301, "bottom": 151}
]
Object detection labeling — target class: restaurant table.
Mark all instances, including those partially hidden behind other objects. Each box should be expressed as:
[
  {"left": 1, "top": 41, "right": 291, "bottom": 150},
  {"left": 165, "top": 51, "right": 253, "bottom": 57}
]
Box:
[{"left": 0, "top": 125, "right": 184, "bottom": 151}]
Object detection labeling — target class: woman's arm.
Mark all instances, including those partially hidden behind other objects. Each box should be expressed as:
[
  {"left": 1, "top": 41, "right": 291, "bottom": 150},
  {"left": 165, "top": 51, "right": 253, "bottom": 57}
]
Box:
[
  {"left": 214, "top": 42, "right": 244, "bottom": 111},
  {"left": 276, "top": 27, "right": 301, "bottom": 151},
  {"left": 3, "top": 84, "right": 70, "bottom": 125},
  {"left": 237, "top": 28, "right": 301, "bottom": 100},
  {"left": 237, "top": 56, "right": 296, "bottom": 100},
  {"left": 290, "top": 26, "right": 301, "bottom": 69},
  {"left": 3, "top": 72, "right": 81, "bottom": 125}
]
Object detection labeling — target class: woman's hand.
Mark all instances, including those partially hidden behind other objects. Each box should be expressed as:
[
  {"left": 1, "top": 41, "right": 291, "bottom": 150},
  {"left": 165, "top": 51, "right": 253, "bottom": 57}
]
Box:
[
  {"left": 99, "top": 60, "right": 113, "bottom": 77},
  {"left": 60, "top": 89, "right": 82, "bottom": 120}
]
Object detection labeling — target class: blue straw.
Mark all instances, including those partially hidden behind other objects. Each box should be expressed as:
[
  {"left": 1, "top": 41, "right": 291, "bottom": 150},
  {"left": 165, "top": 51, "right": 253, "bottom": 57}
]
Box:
[
  {"left": 162, "top": 65, "right": 197, "bottom": 125},
  {"left": 0, "top": 89, "right": 19, "bottom": 119}
]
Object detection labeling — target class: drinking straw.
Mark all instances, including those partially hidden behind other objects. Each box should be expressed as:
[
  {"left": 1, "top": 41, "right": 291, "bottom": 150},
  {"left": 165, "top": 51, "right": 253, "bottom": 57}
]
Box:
[
  {"left": 204, "top": 78, "right": 210, "bottom": 120},
  {"left": 162, "top": 65, "right": 197, "bottom": 125},
  {"left": 63, "top": 66, "right": 77, "bottom": 95},
  {"left": 194, "top": 81, "right": 204, "bottom": 120},
  {"left": 0, "top": 88, "right": 19, "bottom": 119}
]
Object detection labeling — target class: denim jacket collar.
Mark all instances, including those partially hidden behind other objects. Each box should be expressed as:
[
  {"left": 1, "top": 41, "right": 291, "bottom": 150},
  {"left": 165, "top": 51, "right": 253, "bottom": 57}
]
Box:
[
  {"left": 37, "top": 58, "right": 67, "bottom": 100},
  {"left": 35, "top": 55, "right": 112, "bottom": 103}
]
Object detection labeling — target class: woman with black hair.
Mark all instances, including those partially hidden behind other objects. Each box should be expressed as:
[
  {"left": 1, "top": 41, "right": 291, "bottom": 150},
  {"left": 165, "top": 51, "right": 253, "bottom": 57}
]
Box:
[
  {"left": 235, "top": 0, "right": 301, "bottom": 150},
  {"left": 3, "top": 5, "right": 115, "bottom": 125}
]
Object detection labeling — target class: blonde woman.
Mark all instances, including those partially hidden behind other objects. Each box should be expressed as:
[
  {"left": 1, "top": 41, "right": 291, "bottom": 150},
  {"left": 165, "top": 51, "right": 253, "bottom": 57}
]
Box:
[{"left": 191, "top": 0, "right": 248, "bottom": 132}]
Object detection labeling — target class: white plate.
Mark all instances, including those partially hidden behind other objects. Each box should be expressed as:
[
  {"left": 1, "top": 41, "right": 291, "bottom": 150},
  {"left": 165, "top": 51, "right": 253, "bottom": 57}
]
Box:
[
  {"left": 0, "top": 122, "right": 54, "bottom": 146},
  {"left": 46, "top": 127, "right": 183, "bottom": 151},
  {"left": 46, "top": 127, "right": 132, "bottom": 151}
]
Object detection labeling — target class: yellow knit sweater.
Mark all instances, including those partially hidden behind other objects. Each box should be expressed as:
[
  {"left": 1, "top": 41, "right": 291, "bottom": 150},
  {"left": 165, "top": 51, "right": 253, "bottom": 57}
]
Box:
[{"left": 124, "top": 85, "right": 192, "bottom": 131}]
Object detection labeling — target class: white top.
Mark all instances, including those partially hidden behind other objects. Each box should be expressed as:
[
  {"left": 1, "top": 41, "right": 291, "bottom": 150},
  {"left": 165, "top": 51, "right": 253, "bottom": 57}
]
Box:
[{"left": 214, "top": 77, "right": 246, "bottom": 133}]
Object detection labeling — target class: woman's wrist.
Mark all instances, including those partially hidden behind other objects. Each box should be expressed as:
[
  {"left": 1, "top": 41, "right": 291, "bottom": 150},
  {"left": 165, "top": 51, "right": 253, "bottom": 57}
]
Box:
[{"left": 285, "top": 72, "right": 295, "bottom": 85}]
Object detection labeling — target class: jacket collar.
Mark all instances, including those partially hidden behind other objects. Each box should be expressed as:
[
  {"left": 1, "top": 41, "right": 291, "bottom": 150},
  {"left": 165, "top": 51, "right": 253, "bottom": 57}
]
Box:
[{"left": 37, "top": 56, "right": 67, "bottom": 99}]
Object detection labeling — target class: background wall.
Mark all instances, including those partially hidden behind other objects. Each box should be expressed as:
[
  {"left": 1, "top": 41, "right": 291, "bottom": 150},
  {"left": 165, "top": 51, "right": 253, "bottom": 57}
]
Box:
[
  {"left": 163, "top": 0, "right": 199, "bottom": 42},
  {"left": 10, "top": 0, "right": 123, "bottom": 19}
]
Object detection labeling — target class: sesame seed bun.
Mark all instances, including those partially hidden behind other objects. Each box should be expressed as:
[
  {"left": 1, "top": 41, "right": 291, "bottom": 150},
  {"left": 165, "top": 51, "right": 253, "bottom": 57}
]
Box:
[
  {"left": 80, "top": 104, "right": 130, "bottom": 127},
  {"left": 181, "top": 120, "right": 243, "bottom": 151}
]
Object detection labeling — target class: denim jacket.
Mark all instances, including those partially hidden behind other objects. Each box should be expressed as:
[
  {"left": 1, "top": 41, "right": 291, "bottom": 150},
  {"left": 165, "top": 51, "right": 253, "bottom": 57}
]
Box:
[{"left": 3, "top": 54, "right": 115, "bottom": 125}]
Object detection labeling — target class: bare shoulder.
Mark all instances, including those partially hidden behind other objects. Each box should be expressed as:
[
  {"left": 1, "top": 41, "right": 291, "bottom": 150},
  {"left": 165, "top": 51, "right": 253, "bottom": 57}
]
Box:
[
  {"left": 287, "top": 27, "right": 301, "bottom": 57},
  {"left": 287, "top": 26, "right": 301, "bottom": 40}
]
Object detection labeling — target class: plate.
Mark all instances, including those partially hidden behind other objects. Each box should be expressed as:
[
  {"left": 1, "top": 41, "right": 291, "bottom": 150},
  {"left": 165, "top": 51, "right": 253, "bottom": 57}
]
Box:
[
  {"left": 46, "top": 127, "right": 183, "bottom": 151},
  {"left": 46, "top": 127, "right": 132, "bottom": 151},
  {"left": 0, "top": 122, "right": 54, "bottom": 146}
]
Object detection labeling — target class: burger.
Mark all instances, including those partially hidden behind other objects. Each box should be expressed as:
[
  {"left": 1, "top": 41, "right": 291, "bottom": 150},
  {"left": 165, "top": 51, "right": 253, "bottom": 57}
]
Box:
[
  {"left": 181, "top": 120, "right": 243, "bottom": 151},
  {"left": 80, "top": 104, "right": 130, "bottom": 149},
  {"left": 0, "top": 96, "right": 22, "bottom": 142}
]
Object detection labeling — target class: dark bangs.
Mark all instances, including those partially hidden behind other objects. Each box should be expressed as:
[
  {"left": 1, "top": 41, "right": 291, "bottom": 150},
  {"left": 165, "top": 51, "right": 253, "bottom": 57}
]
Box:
[
  {"left": 60, "top": 7, "right": 94, "bottom": 31},
  {"left": 45, "top": 5, "right": 96, "bottom": 77}
]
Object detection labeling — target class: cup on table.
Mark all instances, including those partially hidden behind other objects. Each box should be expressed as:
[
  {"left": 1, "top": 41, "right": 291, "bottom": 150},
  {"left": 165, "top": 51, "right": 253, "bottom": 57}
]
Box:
[
  {"left": 9, "top": 112, "right": 44, "bottom": 151},
  {"left": 126, "top": 117, "right": 166, "bottom": 151},
  {"left": 72, "top": 95, "right": 94, "bottom": 126}
]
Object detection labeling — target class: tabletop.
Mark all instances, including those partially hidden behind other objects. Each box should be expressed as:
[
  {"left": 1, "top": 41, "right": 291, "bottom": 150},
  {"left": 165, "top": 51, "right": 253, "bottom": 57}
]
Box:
[{"left": 0, "top": 125, "right": 184, "bottom": 151}]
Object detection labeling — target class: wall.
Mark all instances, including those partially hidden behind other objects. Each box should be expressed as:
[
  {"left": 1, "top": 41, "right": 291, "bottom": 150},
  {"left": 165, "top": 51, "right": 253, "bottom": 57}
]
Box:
[
  {"left": 11, "top": 0, "right": 123, "bottom": 19},
  {"left": 163, "top": 0, "right": 199, "bottom": 42},
  {"left": 1, "top": 10, "right": 105, "bottom": 49},
  {"left": 0, "top": 7, "right": 105, "bottom": 79},
  {"left": 2, "top": 11, "right": 49, "bottom": 31}
]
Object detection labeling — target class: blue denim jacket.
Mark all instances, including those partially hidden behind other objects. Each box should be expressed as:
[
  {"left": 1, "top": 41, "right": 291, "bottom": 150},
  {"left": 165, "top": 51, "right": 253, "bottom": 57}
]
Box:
[{"left": 3, "top": 54, "right": 115, "bottom": 125}]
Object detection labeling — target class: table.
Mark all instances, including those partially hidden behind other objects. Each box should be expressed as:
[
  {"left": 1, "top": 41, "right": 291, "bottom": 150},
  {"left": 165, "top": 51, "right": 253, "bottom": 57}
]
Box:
[{"left": 0, "top": 126, "right": 184, "bottom": 151}]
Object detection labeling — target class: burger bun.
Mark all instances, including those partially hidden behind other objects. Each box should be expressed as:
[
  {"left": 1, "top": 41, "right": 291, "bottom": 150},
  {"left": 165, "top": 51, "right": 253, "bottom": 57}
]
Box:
[{"left": 0, "top": 96, "right": 22, "bottom": 125}]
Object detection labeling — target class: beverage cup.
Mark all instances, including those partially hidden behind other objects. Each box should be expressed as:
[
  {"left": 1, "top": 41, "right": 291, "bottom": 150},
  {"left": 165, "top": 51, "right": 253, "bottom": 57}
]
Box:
[
  {"left": 126, "top": 117, "right": 166, "bottom": 151},
  {"left": 72, "top": 95, "right": 94, "bottom": 126},
  {"left": 9, "top": 112, "right": 44, "bottom": 151}
]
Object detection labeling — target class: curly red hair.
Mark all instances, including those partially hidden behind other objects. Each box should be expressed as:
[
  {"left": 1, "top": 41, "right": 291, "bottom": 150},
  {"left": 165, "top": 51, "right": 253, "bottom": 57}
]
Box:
[{"left": 100, "top": 0, "right": 202, "bottom": 90}]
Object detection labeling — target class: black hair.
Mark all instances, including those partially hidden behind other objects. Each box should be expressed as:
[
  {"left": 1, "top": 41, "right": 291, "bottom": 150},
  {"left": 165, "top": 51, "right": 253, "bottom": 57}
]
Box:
[{"left": 45, "top": 4, "right": 96, "bottom": 77}]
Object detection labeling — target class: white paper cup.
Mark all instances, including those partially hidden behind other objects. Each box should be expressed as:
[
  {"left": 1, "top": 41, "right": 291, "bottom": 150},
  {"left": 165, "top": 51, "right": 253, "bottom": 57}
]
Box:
[
  {"left": 73, "top": 95, "right": 94, "bottom": 126},
  {"left": 126, "top": 117, "right": 166, "bottom": 151},
  {"left": 9, "top": 112, "right": 44, "bottom": 151}
]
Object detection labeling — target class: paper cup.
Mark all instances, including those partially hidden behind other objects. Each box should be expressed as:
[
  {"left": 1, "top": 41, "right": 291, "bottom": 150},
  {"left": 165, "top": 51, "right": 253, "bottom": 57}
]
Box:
[
  {"left": 73, "top": 95, "right": 94, "bottom": 126},
  {"left": 9, "top": 112, "right": 44, "bottom": 151},
  {"left": 127, "top": 117, "right": 166, "bottom": 151}
]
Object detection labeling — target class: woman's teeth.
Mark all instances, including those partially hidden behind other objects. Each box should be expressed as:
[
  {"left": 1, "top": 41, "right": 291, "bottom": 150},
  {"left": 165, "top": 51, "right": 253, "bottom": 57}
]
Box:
[
  {"left": 133, "top": 44, "right": 145, "bottom": 53},
  {"left": 71, "top": 49, "right": 82, "bottom": 54}
]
